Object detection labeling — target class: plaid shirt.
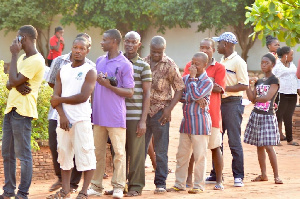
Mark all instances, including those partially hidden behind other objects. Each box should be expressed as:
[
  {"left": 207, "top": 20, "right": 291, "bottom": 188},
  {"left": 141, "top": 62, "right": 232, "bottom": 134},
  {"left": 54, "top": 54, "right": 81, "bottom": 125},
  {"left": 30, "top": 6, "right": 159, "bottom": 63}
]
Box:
[
  {"left": 144, "top": 54, "right": 185, "bottom": 117},
  {"left": 180, "top": 72, "right": 213, "bottom": 135}
]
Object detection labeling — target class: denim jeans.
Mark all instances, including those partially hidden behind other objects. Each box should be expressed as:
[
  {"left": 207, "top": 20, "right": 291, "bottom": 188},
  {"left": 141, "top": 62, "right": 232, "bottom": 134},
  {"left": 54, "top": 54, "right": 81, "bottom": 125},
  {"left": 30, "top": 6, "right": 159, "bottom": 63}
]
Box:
[
  {"left": 2, "top": 110, "right": 33, "bottom": 198},
  {"left": 145, "top": 110, "right": 169, "bottom": 189},
  {"left": 221, "top": 99, "right": 244, "bottom": 179},
  {"left": 48, "top": 119, "right": 82, "bottom": 189}
]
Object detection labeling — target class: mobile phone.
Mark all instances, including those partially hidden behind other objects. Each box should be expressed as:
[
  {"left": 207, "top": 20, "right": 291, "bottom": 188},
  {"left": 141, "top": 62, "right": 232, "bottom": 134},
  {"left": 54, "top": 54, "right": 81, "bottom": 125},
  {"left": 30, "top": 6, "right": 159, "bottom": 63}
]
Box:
[{"left": 17, "top": 35, "right": 23, "bottom": 43}]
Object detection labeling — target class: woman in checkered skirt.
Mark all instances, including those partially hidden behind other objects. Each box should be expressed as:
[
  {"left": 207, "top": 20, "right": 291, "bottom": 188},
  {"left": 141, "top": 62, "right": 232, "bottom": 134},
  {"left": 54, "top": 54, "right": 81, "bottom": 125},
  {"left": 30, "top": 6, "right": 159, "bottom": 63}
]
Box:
[{"left": 244, "top": 53, "right": 283, "bottom": 184}]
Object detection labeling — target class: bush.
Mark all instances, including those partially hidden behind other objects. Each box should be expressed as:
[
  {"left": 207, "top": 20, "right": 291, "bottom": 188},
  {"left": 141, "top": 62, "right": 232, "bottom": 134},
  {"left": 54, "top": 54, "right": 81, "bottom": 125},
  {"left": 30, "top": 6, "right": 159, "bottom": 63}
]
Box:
[{"left": 0, "top": 60, "right": 51, "bottom": 151}]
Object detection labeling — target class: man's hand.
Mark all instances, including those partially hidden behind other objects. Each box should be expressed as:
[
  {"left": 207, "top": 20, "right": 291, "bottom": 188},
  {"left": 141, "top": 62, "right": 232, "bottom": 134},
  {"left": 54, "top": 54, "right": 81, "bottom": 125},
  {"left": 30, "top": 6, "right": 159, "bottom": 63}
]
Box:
[
  {"left": 189, "top": 65, "right": 197, "bottom": 78},
  {"left": 196, "top": 98, "right": 207, "bottom": 108},
  {"left": 136, "top": 120, "right": 146, "bottom": 137},
  {"left": 59, "top": 115, "right": 71, "bottom": 131},
  {"left": 16, "top": 82, "right": 31, "bottom": 95},
  {"left": 10, "top": 38, "right": 22, "bottom": 55},
  {"left": 158, "top": 106, "right": 172, "bottom": 125},
  {"left": 50, "top": 95, "right": 61, "bottom": 108},
  {"left": 97, "top": 72, "right": 111, "bottom": 88}
]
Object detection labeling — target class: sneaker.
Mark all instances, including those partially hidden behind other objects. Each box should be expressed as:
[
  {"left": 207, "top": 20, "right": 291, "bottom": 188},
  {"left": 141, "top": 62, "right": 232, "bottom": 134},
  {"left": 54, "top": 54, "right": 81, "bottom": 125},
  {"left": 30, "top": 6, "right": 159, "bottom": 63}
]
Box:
[
  {"left": 205, "top": 176, "right": 216, "bottom": 184},
  {"left": 87, "top": 188, "right": 102, "bottom": 196},
  {"left": 113, "top": 188, "right": 124, "bottom": 199},
  {"left": 234, "top": 178, "right": 244, "bottom": 187}
]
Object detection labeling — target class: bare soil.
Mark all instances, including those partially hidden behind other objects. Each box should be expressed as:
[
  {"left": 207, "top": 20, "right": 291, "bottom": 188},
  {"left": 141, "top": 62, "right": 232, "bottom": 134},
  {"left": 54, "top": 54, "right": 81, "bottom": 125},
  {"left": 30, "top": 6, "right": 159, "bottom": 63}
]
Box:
[{"left": 1, "top": 102, "right": 300, "bottom": 199}]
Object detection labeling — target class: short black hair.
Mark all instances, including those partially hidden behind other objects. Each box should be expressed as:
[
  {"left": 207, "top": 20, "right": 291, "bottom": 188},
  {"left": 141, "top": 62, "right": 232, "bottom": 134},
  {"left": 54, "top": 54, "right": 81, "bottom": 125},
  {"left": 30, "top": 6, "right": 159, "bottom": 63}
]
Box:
[
  {"left": 55, "top": 26, "right": 63, "bottom": 34},
  {"left": 19, "top": 25, "right": 38, "bottom": 40},
  {"left": 277, "top": 46, "right": 291, "bottom": 58},
  {"left": 266, "top": 35, "right": 278, "bottom": 48},
  {"left": 104, "top": 29, "right": 122, "bottom": 45},
  {"left": 262, "top": 53, "right": 276, "bottom": 65},
  {"left": 73, "top": 37, "right": 90, "bottom": 48},
  {"left": 76, "top": 33, "right": 92, "bottom": 48}
]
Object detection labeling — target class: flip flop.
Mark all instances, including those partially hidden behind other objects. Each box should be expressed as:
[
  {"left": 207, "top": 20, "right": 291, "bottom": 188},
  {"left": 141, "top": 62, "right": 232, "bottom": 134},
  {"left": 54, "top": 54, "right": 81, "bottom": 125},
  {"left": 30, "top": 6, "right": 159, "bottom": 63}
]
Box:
[
  {"left": 125, "top": 190, "right": 141, "bottom": 197},
  {"left": 287, "top": 141, "right": 299, "bottom": 146},
  {"left": 251, "top": 175, "right": 268, "bottom": 182},
  {"left": 280, "top": 136, "right": 287, "bottom": 141},
  {"left": 275, "top": 177, "right": 283, "bottom": 184},
  {"left": 166, "top": 186, "right": 185, "bottom": 192},
  {"left": 104, "top": 190, "right": 113, "bottom": 195},
  {"left": 214, "top": 183, "right": 224, "bottom": 190}
]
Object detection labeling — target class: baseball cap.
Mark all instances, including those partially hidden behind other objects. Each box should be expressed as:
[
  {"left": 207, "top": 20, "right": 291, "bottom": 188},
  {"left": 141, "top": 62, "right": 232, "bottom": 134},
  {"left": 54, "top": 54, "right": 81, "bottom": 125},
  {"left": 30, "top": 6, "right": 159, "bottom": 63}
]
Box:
[{"left": 212, "top": 32, "right": 238, "bottom": 44}]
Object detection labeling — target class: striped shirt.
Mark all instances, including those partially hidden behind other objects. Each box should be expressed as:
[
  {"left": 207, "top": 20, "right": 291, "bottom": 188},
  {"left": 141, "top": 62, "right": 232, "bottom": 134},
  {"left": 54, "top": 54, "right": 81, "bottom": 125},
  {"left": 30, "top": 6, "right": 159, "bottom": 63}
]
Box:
[
  {"left": 180, "top": 72, "right": 213, "bottom": 135},
  {"left": 126, "top": 54, "right": 152, "bottom": 120}
]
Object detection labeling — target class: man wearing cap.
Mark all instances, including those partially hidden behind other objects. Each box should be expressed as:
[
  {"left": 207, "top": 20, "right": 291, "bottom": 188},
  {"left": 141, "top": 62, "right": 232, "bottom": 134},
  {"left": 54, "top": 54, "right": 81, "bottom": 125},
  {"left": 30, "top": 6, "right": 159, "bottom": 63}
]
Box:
[{"left": 213, "top": 32, "right": 249, "bottom": 187}]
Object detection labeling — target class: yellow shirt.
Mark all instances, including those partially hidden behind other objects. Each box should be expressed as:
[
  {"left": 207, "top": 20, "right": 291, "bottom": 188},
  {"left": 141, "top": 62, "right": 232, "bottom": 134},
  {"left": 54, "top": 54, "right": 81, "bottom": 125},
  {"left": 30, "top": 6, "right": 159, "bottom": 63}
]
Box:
[
  {"left": 221, "top": 52, "right": 249, "bottom": 98},
  {"left": 5, "top": 53, "right": 45, "bottom": 119}
]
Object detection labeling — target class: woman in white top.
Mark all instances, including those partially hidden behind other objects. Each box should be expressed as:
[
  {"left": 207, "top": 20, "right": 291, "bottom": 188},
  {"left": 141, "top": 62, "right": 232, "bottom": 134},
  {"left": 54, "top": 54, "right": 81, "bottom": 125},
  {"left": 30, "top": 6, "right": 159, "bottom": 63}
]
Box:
[{"left": 273, "top": 46, "right": 299, "bottom": 146}]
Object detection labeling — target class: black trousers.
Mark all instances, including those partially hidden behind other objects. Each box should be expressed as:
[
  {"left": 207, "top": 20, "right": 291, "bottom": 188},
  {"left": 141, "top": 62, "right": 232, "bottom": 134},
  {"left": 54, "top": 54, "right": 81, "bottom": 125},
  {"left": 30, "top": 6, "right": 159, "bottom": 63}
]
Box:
[
  {"left": 48, "top": 119, "right": 82, "bottom": 189},
  {"left": 275, "top": 93, "right": 297, "bottom": 142}
]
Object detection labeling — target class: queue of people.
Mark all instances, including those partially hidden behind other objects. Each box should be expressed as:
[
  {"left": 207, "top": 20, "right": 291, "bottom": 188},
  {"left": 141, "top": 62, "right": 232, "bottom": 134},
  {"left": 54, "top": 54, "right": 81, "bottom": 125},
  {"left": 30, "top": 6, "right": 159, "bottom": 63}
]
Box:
[{"left": 3, "top": 25, "right": 300, "bottom": 199}]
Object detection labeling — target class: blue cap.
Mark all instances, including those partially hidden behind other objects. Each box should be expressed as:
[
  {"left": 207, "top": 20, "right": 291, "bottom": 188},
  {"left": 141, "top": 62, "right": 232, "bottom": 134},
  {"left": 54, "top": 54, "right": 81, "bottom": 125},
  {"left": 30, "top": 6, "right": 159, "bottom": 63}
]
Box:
[{"left": 212, "top": 32, "right": 238, "bottom": 44}]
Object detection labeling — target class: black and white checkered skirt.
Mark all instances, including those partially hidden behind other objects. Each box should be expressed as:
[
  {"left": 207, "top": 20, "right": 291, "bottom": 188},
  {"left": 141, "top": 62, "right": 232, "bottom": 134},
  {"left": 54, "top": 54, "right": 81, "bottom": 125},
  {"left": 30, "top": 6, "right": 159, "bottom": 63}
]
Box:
[{"left": 244, "top": 111, "right": 280, "bottom": 146}]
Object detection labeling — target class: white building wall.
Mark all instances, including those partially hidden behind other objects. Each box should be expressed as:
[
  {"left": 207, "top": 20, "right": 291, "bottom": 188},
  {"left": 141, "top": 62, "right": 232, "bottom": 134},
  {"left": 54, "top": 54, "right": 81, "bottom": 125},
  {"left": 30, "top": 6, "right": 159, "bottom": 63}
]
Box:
[{"left": 1, "top": 22, "right": 299, "bottom": 71}]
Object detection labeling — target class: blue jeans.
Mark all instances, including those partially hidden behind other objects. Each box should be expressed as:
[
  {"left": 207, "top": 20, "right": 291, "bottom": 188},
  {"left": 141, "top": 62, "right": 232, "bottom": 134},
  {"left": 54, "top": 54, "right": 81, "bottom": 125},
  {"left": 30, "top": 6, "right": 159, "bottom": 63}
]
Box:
[
  {"left": 145, "top": 110, "right": 169, "bottom": 189},
  {"left": 2, "top": 109, "right": 33, "bottom": 198},
  {"left": 221, "top": 99, "right": 244, "bottom": 179}
]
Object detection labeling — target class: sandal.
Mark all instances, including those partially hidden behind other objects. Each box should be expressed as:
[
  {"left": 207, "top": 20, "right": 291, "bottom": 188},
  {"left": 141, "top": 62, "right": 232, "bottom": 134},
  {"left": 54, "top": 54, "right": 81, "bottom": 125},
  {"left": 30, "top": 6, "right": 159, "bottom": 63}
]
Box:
[
  {"left": 274, "top": 177, "right": 283, "bottom": 184},
  {"left": 46, "top": 189, "right": 71, "bottom": 199},
  {"left": 214, "top": 183, "right": 224, "bottom": 190},
  {"left": 280, "top": 136, "right": 287, "bottom": 141},
  {"left": 251, "top": 175, "right": 268, "bottom": 182},
  {"left": 125, "top": 190, "right": 141, "bottom": 197},
  {"left": 188, "top": 188, "right": 203, "bottom": 194},
  {"left": 287, "top": 141, "right": 299, "bottom": 146},
  {"left": 154, "top": 188, "right": 166, "bottom": 194},
  {"left": 104, "top": 190, "right": 113, "bottom": 195},
  {"left": 166, "top": 186, "right": 185, "bottom": 192},
  {"left": 76, "top": 192, "right": 88, "bottom": 199}
]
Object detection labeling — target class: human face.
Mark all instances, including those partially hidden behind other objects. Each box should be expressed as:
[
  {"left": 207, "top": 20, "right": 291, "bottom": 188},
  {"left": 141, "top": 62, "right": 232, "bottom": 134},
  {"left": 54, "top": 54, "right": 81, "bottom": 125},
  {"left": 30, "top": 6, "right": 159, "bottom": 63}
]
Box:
[
  {"left": 261, "top": 57, "right": 274, "bottom": 73},
  {"left": 286, "top": 50, "right": 294, "bottom": 62},
  {"left": 200, "top": 40, "right": 214, "bottom": 59},
  {"left": 72, "top": 40, "right": 89, "bottom": 61},
  {"left": 191, "top": 56, "right": 206, "bottom": 74},
  {"left": 101, "top": 33, "right": 114, "bottom": 52},
  {"left": 124, "top": 35, "right": 141, "bottom": 55},
  {"left": 268, "top": 39, "right": 280, "bottom": 53},
  {"left": 216, "top": 40, "right": 226, "bottom": 54},
  {"left": 150, "top": 44, "right": 165, "bottom": 62},
  {"left": 56, "top": 30, "right": 64, "bottom": 38}
]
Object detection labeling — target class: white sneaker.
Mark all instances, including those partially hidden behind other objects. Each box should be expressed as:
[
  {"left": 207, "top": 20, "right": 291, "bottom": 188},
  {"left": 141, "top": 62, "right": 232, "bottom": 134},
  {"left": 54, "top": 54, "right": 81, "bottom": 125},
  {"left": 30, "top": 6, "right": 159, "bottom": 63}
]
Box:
[
  {"left": 87, "top": 188, "right": 102, "bottom": 196},
  {"left": 234, "top": 178, "right": 244, "bottom": 187},
  {"left": 113, "top": 188, "right": 124, "bottom": 199}
]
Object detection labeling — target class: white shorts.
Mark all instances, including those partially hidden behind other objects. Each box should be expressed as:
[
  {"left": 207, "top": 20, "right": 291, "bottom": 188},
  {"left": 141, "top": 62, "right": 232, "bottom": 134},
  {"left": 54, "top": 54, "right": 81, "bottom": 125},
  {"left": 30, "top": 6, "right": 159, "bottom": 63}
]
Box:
[
  {"left": 56, "top": 120, "right": 96, "bottom": 171},
  {"left": 207, "top": 127, "right": 222, "bottom": 149}
]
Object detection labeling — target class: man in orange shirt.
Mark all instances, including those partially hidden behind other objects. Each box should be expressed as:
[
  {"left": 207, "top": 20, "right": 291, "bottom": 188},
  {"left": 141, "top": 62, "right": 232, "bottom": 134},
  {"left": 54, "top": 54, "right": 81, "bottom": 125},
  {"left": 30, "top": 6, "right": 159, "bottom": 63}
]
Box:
[
  {"left": 47, "top": 26, "right": 65, "bottom": 67},
  {"left": 183, "top": 38, "right": 226, "bottom": 190}
]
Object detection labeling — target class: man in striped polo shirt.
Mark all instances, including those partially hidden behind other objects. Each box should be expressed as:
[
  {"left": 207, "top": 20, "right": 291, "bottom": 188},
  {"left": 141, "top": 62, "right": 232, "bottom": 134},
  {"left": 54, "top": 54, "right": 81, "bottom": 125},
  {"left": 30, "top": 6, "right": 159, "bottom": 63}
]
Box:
[{"left": 124, "top": 31, "right": 152, "bottom": 197}]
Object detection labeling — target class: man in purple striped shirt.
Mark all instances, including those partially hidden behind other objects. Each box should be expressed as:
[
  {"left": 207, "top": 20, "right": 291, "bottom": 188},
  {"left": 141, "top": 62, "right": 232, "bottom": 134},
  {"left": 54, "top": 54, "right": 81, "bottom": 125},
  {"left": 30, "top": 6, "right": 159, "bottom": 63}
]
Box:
[{"left": 167, "top": 52, "right": 213, "bottom": 194}]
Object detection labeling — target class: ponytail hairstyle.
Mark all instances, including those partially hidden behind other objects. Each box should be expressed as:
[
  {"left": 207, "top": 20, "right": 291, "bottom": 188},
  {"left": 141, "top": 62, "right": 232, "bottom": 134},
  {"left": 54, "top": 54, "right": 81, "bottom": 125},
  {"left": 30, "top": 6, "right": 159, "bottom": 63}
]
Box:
[
  {"left": 266, "top": 35, "right": 278, "bottom": 49},
  {"left": 276, "top": 46, "right": 291, "bottom": 58}
]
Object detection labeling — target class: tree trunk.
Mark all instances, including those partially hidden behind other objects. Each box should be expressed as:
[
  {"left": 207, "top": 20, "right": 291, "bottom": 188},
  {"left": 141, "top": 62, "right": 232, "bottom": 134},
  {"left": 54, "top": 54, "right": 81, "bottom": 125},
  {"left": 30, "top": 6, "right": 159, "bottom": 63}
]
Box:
[
  {"left": 233, "top": 22, "right": 257, "bottom": 63},
  {"left": 36, "top": 29, "right": 45, "bottom": 58}
]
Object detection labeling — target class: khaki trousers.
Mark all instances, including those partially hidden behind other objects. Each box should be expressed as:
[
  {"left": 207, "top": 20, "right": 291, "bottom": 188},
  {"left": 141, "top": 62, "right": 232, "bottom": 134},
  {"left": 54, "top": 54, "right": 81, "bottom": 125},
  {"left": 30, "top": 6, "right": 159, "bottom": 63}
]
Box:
[
  {"left": 174, "top": 133, "right": 209, "bottom": 190},
  {"left": 90, "top": 125, "right": 126, "bottom": 191}
]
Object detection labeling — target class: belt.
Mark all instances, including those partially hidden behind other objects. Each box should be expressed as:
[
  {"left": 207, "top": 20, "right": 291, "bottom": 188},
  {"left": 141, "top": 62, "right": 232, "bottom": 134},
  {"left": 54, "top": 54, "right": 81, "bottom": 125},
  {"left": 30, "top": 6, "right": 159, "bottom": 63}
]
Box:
[{"left": 221, "top": 96, "right": 242, "bottom": 103}]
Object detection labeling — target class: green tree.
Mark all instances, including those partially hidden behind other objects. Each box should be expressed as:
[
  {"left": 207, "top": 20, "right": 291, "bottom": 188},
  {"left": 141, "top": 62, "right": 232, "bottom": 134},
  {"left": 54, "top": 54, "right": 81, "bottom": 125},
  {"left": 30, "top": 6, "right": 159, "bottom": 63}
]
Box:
[
  {"left": 153, "top": 0, "right": 256, "bottom": 62},
  {"left": 0, "top": 0, "right": 62, "bottom": 58},
  {"left": 245, "top": 0, "right": 300, "bottom": 49}
]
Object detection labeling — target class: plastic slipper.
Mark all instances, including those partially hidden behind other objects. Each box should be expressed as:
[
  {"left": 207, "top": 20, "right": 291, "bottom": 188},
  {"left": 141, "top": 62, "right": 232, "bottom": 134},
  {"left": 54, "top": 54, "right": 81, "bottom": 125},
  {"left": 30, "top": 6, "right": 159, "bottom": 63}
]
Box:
[
  {"left": 275, "top": 177, "right": 283, "bottom": 184},
  {"left": 166, "top": 186, "right": 185, "bottom": 192},
  {"left": 154, "top": 188, "right": 166, "bottom": 194},
  {"left": 251, "top": 175, "right": 268, "bottom": 182},
  {"left": 287, "top": 141, "right": 299, "bottom": 146},
  {"left": 214, "top": 183, "right": 224, "bottom": 190},
  {"left": 188, "top": 188, "right": 203, "bottom": 194},
  {"left": 125, "top": 190, "right": 141, "bottom": 197}
]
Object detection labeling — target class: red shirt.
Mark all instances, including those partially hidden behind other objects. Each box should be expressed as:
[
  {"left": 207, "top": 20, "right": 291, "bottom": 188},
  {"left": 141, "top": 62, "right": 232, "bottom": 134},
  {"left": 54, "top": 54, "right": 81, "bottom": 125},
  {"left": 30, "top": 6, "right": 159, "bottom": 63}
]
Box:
[
  {"left": 183, "top": 59, "right": 226, "bottom": 129},
  {"left": 47, "top": 35, "right": 64, "bottom": 60}
]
